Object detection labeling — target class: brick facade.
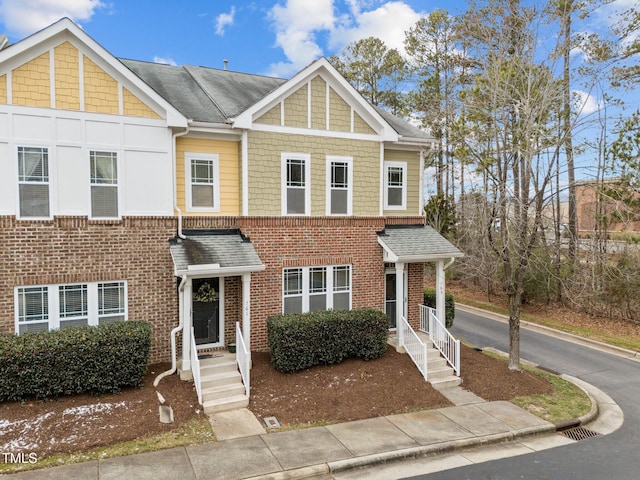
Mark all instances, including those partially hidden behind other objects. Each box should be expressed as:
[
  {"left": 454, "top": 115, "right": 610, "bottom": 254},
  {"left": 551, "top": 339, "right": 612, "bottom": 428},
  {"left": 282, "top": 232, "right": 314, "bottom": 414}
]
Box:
[{"left": 1, "top": 215, "right": 427, "bottom": 361}]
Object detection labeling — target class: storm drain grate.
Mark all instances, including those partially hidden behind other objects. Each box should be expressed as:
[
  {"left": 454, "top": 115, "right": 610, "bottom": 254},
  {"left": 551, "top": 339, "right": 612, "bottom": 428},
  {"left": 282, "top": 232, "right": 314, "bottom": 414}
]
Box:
[{"left": 559, "top": 426, "right": 601, "bottom": 441}]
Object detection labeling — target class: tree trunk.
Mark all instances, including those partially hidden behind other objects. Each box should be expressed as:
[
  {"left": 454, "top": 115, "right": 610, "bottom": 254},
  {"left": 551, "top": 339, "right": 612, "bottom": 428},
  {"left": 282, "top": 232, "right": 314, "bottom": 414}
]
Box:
[{"left": 507, "top": 290, "right": 522, "bottom": 371}]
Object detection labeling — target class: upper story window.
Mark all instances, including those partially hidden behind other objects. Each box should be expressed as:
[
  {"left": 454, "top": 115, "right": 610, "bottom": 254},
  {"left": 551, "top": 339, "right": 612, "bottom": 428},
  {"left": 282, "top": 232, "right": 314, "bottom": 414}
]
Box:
[
  {"left": 18, "top": 146, "right": 50, "bottom": 218},
  {"left": 384, "top": 161, "right": 407, "bottom": 210},
  {"left": 282, "top": 153, "right": 310, "bottom": 215},
  {"left": 282, "top": 265, "right": 352, "bottom": 314},
  {"left": 186, "top": 153, "right": 220, "bottom": 212},
  {"left": 15, "top": 281, "right": 127, "bottom": 334},
  {"left": 90, "top": 151, "right": 119, "bottom": 218},
  {"left": 326, "top": 156, "right": 353, "bottom": 215}
]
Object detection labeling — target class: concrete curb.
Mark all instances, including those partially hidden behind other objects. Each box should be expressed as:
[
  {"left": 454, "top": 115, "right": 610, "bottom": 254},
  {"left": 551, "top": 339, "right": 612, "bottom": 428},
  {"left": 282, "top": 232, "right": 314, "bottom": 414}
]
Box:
[{"left": 457, "top": 304, "right": 640, "bottom": 362}]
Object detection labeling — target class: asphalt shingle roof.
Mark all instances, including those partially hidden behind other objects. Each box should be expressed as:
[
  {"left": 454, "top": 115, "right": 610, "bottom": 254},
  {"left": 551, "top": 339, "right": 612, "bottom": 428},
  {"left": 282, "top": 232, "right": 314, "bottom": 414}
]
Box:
[
  {"left": 377, "top": 225, "right": 463, "bottom": 261},
  {"left": 169, "top": 230, "right": 263, "bottom": 273}
]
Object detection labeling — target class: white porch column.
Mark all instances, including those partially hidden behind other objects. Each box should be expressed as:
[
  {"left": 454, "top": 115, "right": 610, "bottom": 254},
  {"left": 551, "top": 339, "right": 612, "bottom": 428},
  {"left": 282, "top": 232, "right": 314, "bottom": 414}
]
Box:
[
  {"left": 242, "top": 273, "right": 251, "bottom": 355},
  {"left": 395, "top": 262, "right": 405, "bottom": 345},
  {"left": 181, "top": 279, "right": 192, "bottom": 371},
  {"left": 436, "top": 260, "right": 445, "bottom": 323}
]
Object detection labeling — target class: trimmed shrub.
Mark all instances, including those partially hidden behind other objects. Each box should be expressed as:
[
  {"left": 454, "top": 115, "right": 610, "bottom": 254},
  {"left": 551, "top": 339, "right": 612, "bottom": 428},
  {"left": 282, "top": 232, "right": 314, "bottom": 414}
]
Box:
[
  {"left": 267, "top": 309, "right": 388, "bottom": 373},
  {"left": 0, "top": 321, "right": 151, "bottom": 402},
  {"left": 423, "top": 290, "right": 455, "bottom": 328}
]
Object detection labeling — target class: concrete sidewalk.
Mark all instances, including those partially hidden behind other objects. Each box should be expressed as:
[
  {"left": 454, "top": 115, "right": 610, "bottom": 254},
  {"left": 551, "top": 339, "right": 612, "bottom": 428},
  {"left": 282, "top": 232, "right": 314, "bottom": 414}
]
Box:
[{"left": 4, "top": 378, "right": 622, "bottom": 480}]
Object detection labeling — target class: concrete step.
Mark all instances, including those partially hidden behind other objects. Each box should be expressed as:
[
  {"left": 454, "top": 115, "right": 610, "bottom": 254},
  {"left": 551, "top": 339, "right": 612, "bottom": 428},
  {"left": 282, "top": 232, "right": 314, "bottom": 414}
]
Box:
[
  {"left": 429, "top": 375, "right": 462, "bottom": 388},
  {"left": 203, "top": 394, "right": 249, "bottom": 414},
  {"left": 201, "top": 382, "right": 246, "bottom": 402},
  {"left": 201, "top": 369, "right": 242, "bottom": 390},
  {"left": 428, "top": 364, "right": 456, "bottom": 380},
  {"left": 199, "top": 359, "right": 237, "bottom": 375}
]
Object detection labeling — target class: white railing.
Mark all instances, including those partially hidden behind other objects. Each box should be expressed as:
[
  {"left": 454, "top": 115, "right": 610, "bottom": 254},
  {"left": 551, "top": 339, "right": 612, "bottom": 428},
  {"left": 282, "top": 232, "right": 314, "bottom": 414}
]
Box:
[
  {"left": 399, "top": 315, "right": 428, "bottom": 380},
  {"left": 420, "top": 305, "right": 460, "bottom": 376},
  {"left": 236, "top": 322, "right": 250, "bottom": 397},
  {"left": 191, "top": 328, "right": 202, "bottom": 405}
]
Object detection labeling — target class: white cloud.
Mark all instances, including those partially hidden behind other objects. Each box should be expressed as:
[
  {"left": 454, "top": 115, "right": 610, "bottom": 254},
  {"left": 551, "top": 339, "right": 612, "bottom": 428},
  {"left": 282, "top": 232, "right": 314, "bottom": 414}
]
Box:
[
  {"left": 266, "top": 0, "right": 425, "bottom": 77},
  {"left": 153, "top": 56, "right": 177, "bottom": 66},
  {"left": 0, "top": 0, "right": 104, "bottom": 37},
  {"left": 267, "top": 0, "right": 335, "bottom": 77},
  {"left": 573, "top": 89, "right": 601, "bottom": 116},
  {"left": 330, "top": 1, "right": 423, "bottom": 54},
  {"left": 215, "top": 6, "right": 236, "bottom": 36}
]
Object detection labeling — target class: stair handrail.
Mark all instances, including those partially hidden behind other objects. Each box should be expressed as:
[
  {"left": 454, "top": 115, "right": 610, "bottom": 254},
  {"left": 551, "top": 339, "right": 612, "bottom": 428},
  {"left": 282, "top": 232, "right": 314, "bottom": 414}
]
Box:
[
  {"left": 191, "top": 327, "right": 203, "bottom": 405},
  {"left": 422, "top": 305, "right": 460, "bottom": 376},
  {"left": 235, "top": 322, "right": 250, "bottom": 397},
  {"left": 399, "top": 315, "right": 428, "bottom": 380}
]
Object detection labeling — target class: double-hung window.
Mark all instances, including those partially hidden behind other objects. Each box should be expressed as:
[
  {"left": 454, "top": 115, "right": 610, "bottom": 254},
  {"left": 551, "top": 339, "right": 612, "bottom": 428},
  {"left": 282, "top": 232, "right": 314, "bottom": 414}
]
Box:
[
  {"left": 282, "top": 153, "right": 310, "bottom": 215},
  {"left": 90, "top": 151, "right": 119, "bottom": 218},
  {"left": 282, "top": 265, "right": 351, "bottom": 314},
  {"left": 384, "top": 161, "right": 407, "bottom": 210},
  {"left": 15, "top": 281, "right": 127, "bottom": 334},
  {"left": 18, "top": 146, "right": 50, "bottom": 218},
  {"left": 326, "top": 156, "right": 352, "bottom": 215},
  {"left": 186, "top": 153, "right": 220, "bottom": 211}
]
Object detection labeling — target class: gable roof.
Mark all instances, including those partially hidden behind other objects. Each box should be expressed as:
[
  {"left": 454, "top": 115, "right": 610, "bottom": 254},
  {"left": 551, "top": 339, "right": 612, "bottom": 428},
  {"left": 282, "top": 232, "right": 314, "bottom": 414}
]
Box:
[
  {"left": 0, "top": 17, "right": 187, "bottom": 127},
  {"left": 377, "top": 225, "right": 463, "bottom": 262}
]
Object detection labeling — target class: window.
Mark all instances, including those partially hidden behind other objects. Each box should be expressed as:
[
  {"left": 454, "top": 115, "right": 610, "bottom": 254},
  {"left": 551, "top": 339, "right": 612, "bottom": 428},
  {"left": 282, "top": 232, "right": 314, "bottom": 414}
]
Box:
[
  {"left": 98, "top": 282, "right": 126, "bottom": 324},
  {"left": 384, "top": 161, "right": 407, "bottom": 209},
  {"left": 18, "top": 146, "right": 50, "bottom": 218},
  {"left": 90, "top": 151, "right": 118, "bottom": 218},
  {"left": 14, "top": 281, "right": 127, "bottom": 333},
  {"left": 17, "top": 287, "right": 49, "bottom": 334},
  {"left": 282, "top": 265, "right": 351, "bottom": 314},
  {"left": 186, "top": 153, "right": 220, "bottom": 211},
  {"left": 59, "top": 284, "right": 88, "bottom": 329},
  {"left": 282, "top": 153, "right": 310, "bottom": 215},
  {"left": 326, "top": 156, "right": 352, "bottom": 215}
]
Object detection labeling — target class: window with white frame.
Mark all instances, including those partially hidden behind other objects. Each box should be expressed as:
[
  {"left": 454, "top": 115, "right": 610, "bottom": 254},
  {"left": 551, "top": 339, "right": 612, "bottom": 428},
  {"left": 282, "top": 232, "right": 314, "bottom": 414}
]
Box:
[
  {"left": 186, "top": 153, "right": 220, "bottom": 211},
  {"left": 15, "top": 281, "right": 127, "bottom": 334},
  {"left": 326, "top": 156, "right": 352, "bottom": 215},
  {"left": 18, "top": 146, "right": 50, "bottom": 218},
  {"left": 90, "top": 151, "right": 119, "bottom": 218},
  {"left": 384, "top": 161, "right": 407, "bottom": 209},
  {"left": 282, "top": 153, "right": 310, "bottom": 215},
  {"left": 282, "top": 265, "right": 351, "bottom": 314}
]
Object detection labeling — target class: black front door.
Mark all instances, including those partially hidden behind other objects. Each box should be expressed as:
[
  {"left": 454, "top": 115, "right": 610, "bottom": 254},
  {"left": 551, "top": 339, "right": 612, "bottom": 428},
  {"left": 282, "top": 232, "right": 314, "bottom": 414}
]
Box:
[
  {"left": 385, "top": 272, "right": 396, "bottom": 329},
  {"left": 192, "top": 278, "right": 220, "bottom": 345}
]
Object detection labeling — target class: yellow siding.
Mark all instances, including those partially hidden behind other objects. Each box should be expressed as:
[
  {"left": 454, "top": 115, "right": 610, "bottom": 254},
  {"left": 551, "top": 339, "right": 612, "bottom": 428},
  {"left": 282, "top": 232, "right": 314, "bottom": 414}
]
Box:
[
  {"left": 283, "top": 84, "right": 308, "bottom": 128},
  {"left": 176, "top": 136, "right": 240, "bottom": 216},
  {"left": 0, "top": 75, "right": 6, "bottom": 104},
  {"left": 383, "top": 149, "right": 421, "bottom": 216},
  {"left": 247, "top": 130, "right": 379, "bottom": 216},
  {"left": 123, "top": 87, "right": 161, "bottom": 118},
  {"left": 329, "top": 87, "right": 351, "bottom": 132},
  {"left": 13, "top": 52, "right": 51, "bottom": 107},
  {"left": 255, "top": 104, "right": 281, "bottom": 125},
  {"left": 354, "top": 112, "right": 376, "bottom": 135},
  {"left": 83, "top": 56, "right": 119, "bottom": 115},
  {"left": 54, "top": 42, "right": 80, "bottom": 110},
  {"left": 310, "top": 76, "right": 326, "bottom": 130}
]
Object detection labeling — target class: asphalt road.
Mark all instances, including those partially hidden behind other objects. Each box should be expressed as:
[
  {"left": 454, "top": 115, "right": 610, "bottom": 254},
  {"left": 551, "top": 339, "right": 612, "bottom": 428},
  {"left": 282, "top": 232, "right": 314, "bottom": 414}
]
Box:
[{"left": 412, "top": 307, "right": 640, "bottom": 480}]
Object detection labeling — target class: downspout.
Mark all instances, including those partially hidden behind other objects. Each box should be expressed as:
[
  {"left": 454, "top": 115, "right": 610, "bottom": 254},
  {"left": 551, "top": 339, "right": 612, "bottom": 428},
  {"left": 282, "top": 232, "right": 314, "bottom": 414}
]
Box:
[
  {"left": 153, "top": 124, "right": 191, "bottom": 387},
  {"left": 172, "top": 124, "right": 191, "bottom": 239},
  {"left": 444, "top": 257, "right": 456, "bottom": 271},
  {"left": 154, "top": 274, "right": 187, "bottom": 386}
]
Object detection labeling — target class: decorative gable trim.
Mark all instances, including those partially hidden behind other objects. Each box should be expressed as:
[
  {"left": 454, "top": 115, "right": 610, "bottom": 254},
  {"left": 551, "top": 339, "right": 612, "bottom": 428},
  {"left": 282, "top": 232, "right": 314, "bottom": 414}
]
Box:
[
  {"left": 233, "top": 57, "right": 398, "bottom": 142},
  {"left": 0, "top": 18, "right": 187, "bottom": 127}
]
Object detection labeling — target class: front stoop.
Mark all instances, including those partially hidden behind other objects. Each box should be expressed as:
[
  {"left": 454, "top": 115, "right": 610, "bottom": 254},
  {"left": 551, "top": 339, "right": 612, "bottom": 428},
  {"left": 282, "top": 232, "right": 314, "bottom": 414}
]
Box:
[{"left": 198, "top": 356, "right": 249, "bottom": 414}]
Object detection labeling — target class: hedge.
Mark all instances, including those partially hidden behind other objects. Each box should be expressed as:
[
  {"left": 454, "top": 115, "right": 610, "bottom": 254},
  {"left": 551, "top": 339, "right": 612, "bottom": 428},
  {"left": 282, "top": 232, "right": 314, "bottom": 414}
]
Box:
[
  {"left": 266, "top": 309, "right": 388, "bottom": 373},
  {"left": 423, "top": 289, "right": 456, "bottom": 328},
  {"left": 0, "top": 321, "right": 151, "bottom": 402}
]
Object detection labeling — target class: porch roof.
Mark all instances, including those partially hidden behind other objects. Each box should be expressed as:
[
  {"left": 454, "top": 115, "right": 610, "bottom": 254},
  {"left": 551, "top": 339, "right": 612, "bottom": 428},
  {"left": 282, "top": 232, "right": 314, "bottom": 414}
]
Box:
[
  {"left": 377, "top": 225, "right": 464, "bottom": 263},
  {"left": 169, "top": 229, "right": 265, "bottom": 277}
]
